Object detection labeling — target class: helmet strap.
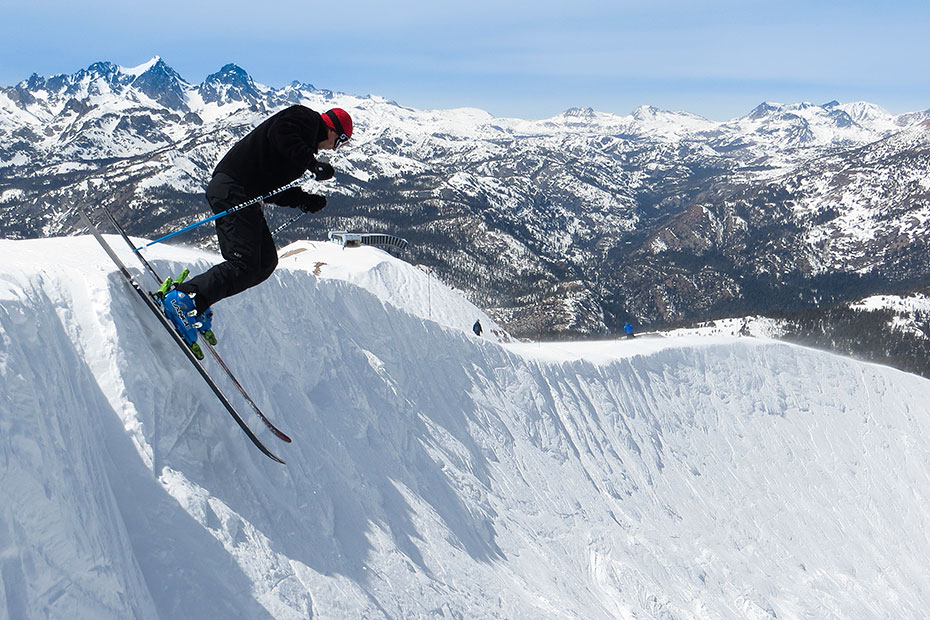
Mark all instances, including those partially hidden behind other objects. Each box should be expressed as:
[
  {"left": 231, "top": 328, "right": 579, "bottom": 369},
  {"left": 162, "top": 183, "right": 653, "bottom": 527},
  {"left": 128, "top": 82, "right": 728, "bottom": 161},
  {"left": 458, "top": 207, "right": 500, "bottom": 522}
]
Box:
[{"left": 325, "top": 110, "right": 346, "bottom": 138}]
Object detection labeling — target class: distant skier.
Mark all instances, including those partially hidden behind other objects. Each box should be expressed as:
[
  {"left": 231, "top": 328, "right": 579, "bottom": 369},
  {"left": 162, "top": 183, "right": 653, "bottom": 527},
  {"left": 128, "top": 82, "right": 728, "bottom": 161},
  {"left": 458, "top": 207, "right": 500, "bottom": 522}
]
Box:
[
  {"left": 473, "top": 320, "right": 483, "bottom": 337},
  {"left": 158, "top": 105, "right": 353, "bottom": 350},
  {"left": 624, "top": 321, "right": 635, "bottom": 339}
]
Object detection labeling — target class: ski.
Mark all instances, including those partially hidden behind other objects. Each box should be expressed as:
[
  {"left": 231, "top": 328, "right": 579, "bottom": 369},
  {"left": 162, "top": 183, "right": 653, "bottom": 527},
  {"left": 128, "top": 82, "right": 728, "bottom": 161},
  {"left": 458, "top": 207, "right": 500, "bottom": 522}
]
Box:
[
  {"left": 98, "top": 206, "right": 292, "bottom": 444},
  {"left": 79, "top": 208, "right": 286, "bottom": 464}
]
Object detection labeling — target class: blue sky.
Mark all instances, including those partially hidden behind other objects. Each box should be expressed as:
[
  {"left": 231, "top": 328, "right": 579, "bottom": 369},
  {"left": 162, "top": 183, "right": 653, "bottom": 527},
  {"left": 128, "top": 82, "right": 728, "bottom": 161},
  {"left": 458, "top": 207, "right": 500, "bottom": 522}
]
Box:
[{"left": 2, "top": 0, "right": 928, "bottom": 120}]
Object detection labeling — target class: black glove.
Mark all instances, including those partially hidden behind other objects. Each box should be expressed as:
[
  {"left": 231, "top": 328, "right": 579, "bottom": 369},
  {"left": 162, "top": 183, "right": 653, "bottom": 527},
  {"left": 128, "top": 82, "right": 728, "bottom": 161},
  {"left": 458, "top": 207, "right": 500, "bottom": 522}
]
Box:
[
  {"left": 311, "top": 162, "right": 335, "bottom": 181},
  {"left": 298, "top": 194, "right": 327, "bottom": 213}
]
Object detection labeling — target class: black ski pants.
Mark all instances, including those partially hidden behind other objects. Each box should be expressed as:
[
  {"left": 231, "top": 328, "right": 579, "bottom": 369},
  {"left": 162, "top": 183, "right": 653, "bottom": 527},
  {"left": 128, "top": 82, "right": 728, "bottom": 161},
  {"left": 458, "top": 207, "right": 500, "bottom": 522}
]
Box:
[{"left": 179, "top": 172, "right": 278, "bottom": 312}]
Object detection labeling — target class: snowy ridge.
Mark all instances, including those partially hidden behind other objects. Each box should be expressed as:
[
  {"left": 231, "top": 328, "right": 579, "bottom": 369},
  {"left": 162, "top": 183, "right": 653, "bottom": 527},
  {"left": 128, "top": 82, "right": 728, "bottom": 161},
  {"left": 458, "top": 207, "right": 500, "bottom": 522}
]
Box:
[
  {"left": 277, "top": 240, "right": 509, "bottom": 342},
  {"left": 2, "top": 234, "right": 930, "bottom": 619},
  {"left": 3, "top": 58, "right": 928, "bottom": 172}
]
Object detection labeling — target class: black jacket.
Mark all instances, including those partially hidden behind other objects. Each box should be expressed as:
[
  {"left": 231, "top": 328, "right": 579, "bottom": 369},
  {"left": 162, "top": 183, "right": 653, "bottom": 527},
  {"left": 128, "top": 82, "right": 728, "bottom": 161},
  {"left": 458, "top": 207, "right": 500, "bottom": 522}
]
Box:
[{"left": 213, "top": 105, "right": 328, "bottom": 206}]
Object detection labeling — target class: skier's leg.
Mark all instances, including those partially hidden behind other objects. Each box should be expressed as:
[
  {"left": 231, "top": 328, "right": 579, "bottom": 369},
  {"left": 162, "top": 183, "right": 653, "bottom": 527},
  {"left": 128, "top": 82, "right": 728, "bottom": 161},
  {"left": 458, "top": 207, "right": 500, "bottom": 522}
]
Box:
[{"left": 178, "top": 173, "right": 273, "bottom": 312}]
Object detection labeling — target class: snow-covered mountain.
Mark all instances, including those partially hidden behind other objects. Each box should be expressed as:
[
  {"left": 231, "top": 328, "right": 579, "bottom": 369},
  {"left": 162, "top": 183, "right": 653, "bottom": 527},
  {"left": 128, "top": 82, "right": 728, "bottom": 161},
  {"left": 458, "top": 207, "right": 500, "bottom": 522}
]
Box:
[
  {"left": 4, "top": 59, "right": 916, "bottom": 170},
  {"left": 2, "top": 58, "right": 930, "bottom": 336},
  {"left": 3, "top": 231, "right": 930, "bottom": 619}
]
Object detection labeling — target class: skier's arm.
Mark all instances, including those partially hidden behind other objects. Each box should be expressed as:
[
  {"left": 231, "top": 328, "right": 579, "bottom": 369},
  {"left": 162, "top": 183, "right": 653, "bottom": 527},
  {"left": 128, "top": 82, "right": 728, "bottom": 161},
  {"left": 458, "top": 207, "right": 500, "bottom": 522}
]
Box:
[
  {"left": 266, "top": 109, "right": 320, "bottom": 171},
  {"left": 269, "top": 188, "right": 326, "bottom": 213}
]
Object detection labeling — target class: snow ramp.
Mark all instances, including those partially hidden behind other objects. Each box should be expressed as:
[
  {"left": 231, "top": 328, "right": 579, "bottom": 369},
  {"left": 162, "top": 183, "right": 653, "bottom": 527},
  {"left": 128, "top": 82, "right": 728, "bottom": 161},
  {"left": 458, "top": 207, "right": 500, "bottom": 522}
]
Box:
[{"left": 2, "top": 235, "right": 930, "bottom": 619}]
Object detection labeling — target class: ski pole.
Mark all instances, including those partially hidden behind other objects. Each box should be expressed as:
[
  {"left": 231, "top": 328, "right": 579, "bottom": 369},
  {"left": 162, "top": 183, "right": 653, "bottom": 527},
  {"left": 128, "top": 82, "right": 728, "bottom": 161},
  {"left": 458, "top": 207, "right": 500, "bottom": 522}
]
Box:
[
  {"left": 134, "top": 177, "right": 307, "bottom": 252},
  {"left": 271, "top": 211, "right": 306, "bottom": 236}
]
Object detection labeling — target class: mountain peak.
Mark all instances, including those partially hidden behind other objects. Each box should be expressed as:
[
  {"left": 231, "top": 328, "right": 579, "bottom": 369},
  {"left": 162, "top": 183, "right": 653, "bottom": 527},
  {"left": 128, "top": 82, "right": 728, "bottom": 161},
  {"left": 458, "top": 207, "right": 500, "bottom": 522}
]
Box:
[
  {"left": 563, "top": 106, "right": 596, "bottom": 118},
  {"left": 119, "top": 56, "right": 162, "bottom": 78},
  {"left": 210, "top": 63, "right": 251, "bottom": 82},
  {"left": 200, "top": 63, "right": 261, "bottom": 105},
  {"left": 129, "top": 57, "right": 188, "bottom": 110},
  {"left": 86, "top": 61, "right": 121, "bottom": 79},
  {"left": 134, "top": 57, "right": 180, "bottom": 81},
  {"left": 631, "top": 104, "right": 669, "bottom": 119},
  {"left": 747, "top": 101, "right": 783, "bottom": 120}
]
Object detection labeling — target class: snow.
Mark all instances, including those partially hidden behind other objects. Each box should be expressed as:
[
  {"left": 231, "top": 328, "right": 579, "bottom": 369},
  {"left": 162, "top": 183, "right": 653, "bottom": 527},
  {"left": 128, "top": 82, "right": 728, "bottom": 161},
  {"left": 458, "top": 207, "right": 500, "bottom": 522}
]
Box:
[
  {"left": 851, "top": 293, "right": 930, "bottom": 338},
  {"left": 853, "top": 293, "right": 930, "bottom": 315},
  {"left": 118, "top": 57, "right": 162, "bottom": 78},
  {"left": 0, "top": 188, "right": 26, "bottom": 204},
  {"left": 3, "top": 232, "right": 930, "bottom": 619},
  {"left": 278, "top": 239, "right": 507, "bottom": 341}
]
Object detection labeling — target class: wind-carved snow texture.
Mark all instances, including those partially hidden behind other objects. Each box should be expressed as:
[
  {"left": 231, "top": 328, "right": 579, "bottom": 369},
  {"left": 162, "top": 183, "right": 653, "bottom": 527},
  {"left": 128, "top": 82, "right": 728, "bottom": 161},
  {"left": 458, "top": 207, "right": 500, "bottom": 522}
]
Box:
[{"left": 2, "top": 234, "right": 930, "bottom": 619}]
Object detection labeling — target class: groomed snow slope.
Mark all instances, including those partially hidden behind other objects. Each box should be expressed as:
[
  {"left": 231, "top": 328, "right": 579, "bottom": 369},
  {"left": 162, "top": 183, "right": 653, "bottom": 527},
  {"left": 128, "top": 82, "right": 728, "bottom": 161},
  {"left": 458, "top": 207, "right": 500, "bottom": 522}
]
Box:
[{"left": 2, "top": 234, "right": 930, "bottom": 619}]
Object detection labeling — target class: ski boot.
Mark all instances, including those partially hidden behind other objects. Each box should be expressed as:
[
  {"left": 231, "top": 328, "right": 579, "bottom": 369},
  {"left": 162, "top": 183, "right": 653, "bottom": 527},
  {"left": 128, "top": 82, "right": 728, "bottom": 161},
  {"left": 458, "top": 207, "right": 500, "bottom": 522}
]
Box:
[
  {"left": 194, "top": 307, "right": 217, "bottom": 346},
  {"left": 153, "top": 269, "right": 204, "bottom": 360}
]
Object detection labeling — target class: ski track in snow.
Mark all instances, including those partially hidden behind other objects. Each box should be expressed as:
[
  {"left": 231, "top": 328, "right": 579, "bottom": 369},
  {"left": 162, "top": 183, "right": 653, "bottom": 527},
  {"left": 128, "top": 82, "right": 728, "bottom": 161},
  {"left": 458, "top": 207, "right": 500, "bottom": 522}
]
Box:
[{"left": 2, "top": 234, "right": 930, "bottom": 619}]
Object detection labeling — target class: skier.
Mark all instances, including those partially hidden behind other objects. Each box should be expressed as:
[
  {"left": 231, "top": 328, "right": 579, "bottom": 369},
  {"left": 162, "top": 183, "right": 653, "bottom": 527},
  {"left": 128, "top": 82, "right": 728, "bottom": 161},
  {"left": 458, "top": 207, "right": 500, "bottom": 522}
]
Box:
[
  {"left": 158, "top": 105, "right": 353, "bottom": 350},
  {"left": 473, "top": 319, "right": 483, "bottom": 337},
  {"left": 624, "top": 321, "right": 635, "bottom": 339}
]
